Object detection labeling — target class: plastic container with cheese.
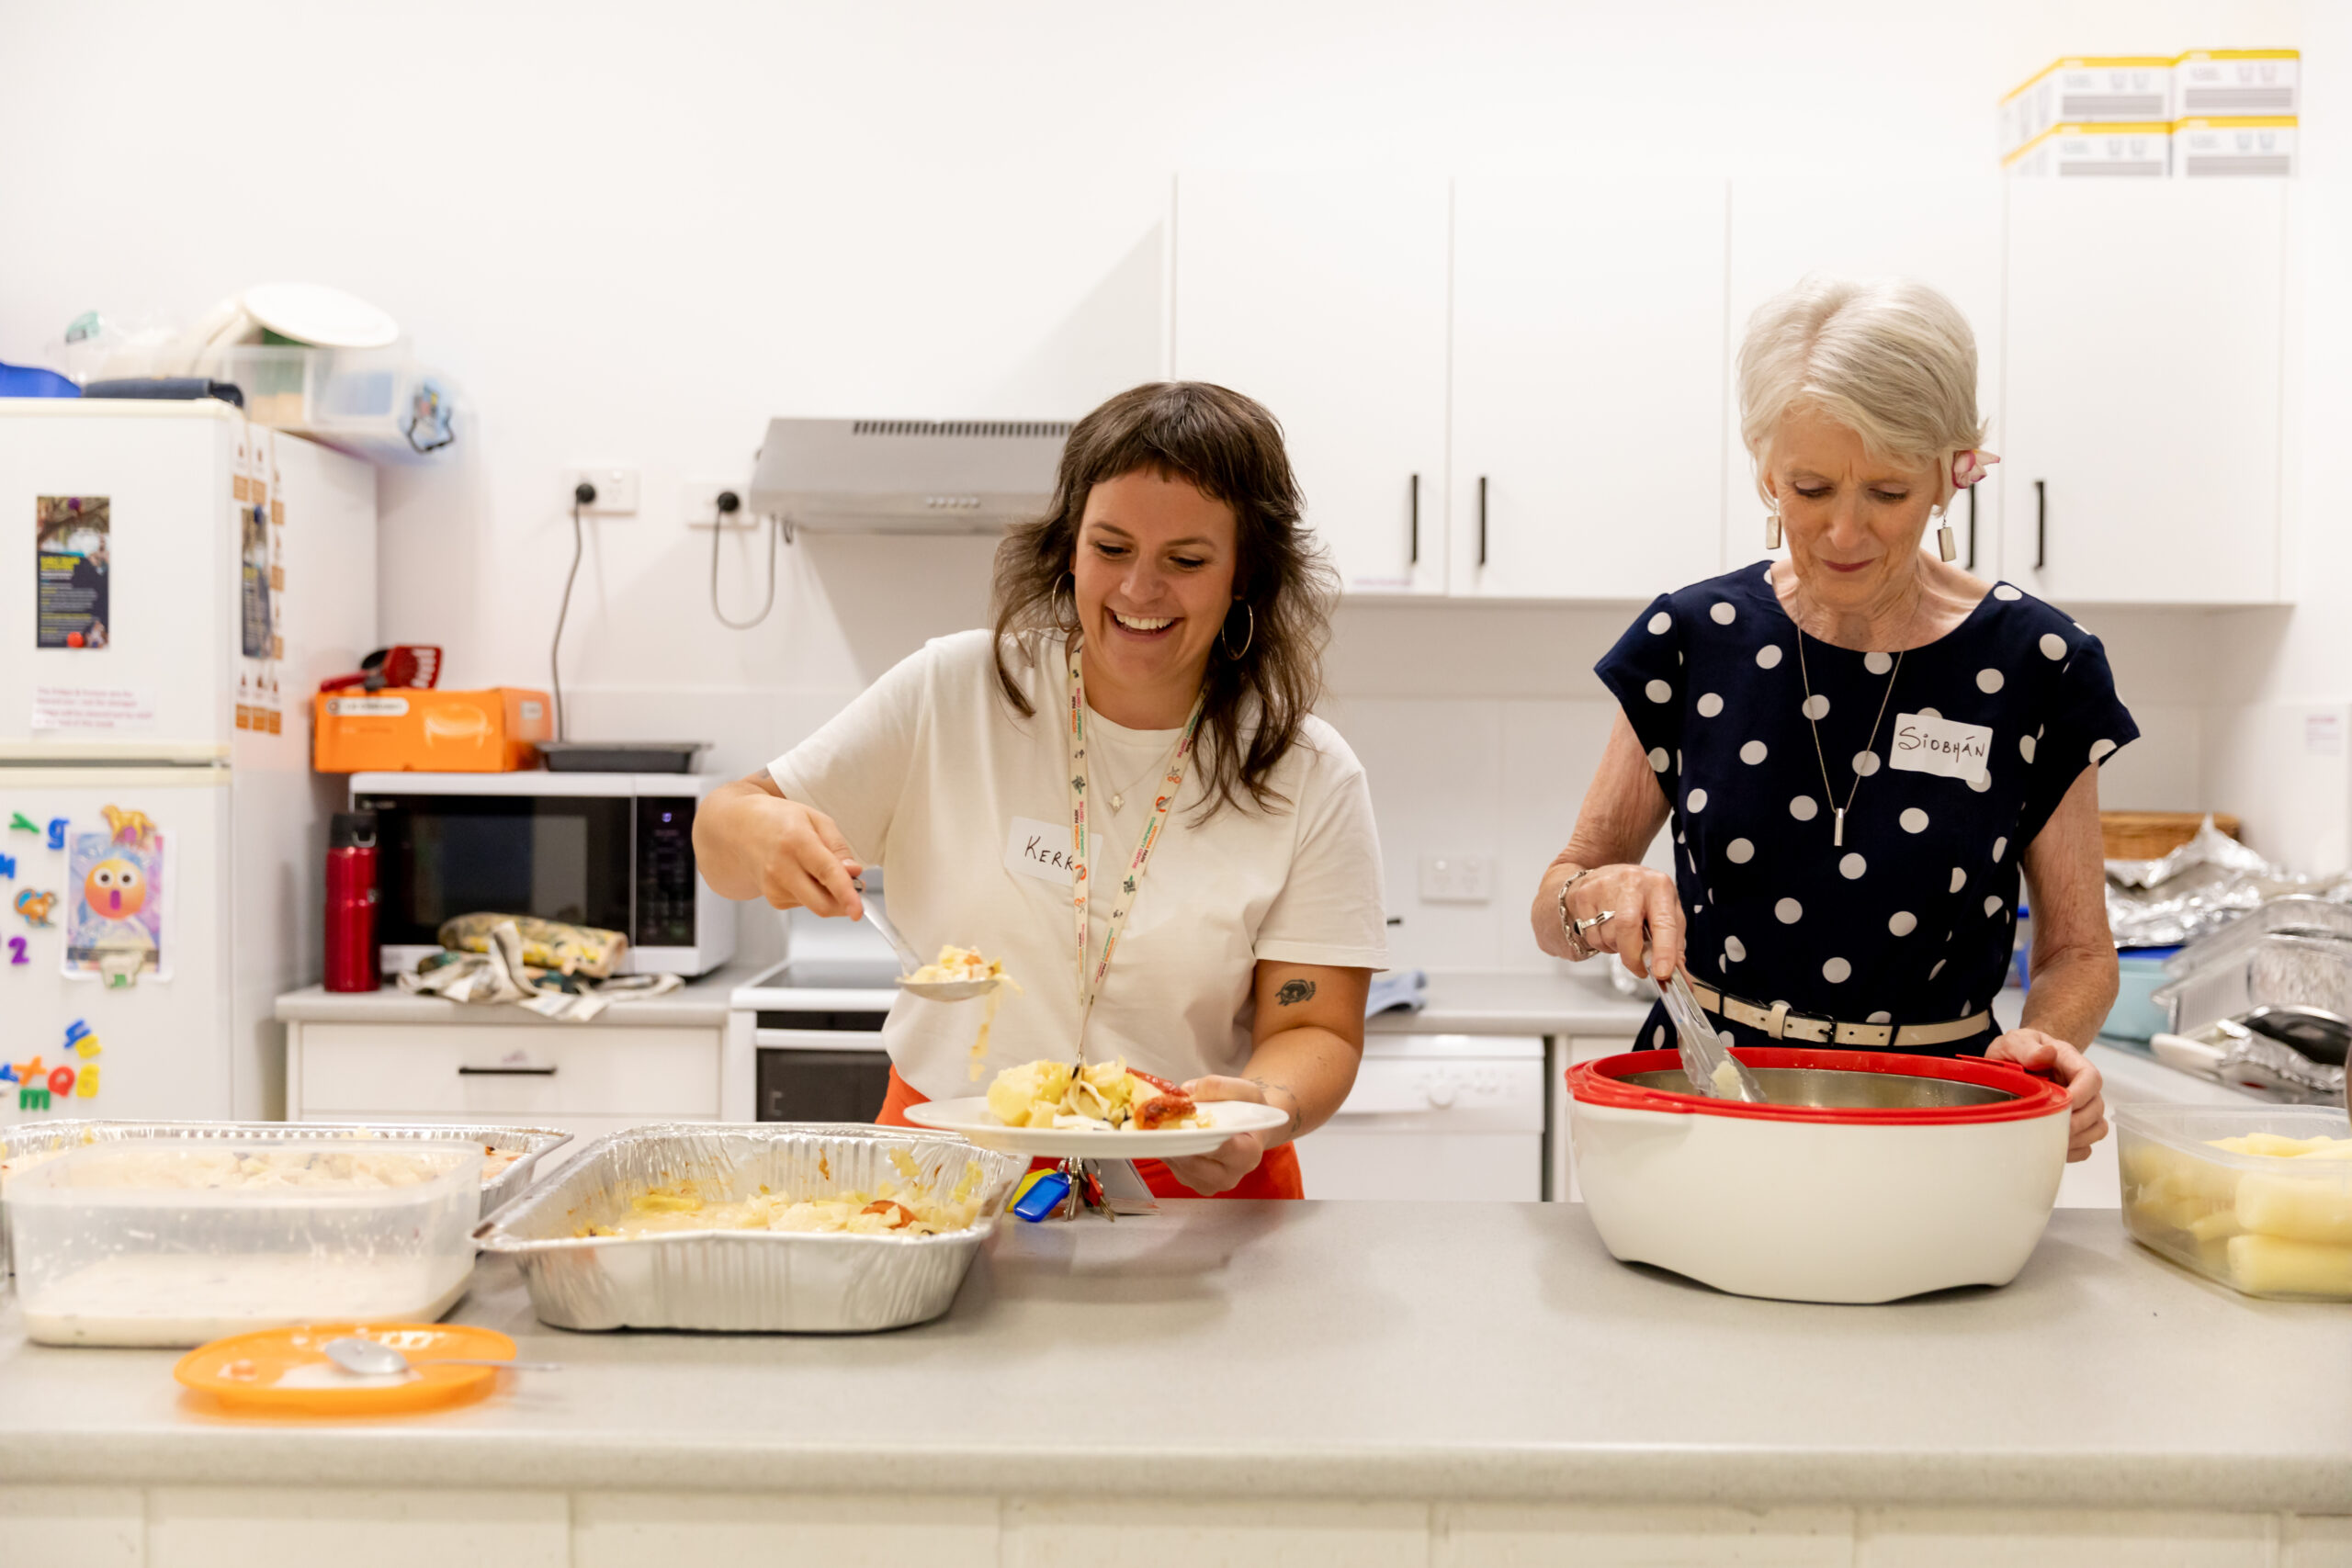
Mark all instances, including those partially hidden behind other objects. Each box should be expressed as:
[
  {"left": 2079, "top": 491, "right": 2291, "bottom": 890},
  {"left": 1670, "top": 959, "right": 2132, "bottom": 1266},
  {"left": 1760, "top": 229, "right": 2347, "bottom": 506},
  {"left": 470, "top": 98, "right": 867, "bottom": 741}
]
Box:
[
  {"left": 2116, "top": 1104, "right": 2352, "bottom": 1301},
  {"left": 6, "top": 1137, "right": 482, "bottom": 1346}
]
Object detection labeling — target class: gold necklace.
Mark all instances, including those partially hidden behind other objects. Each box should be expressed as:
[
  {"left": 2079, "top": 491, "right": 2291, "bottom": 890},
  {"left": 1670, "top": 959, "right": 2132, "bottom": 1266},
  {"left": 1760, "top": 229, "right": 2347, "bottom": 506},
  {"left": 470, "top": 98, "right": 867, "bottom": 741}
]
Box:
[{"left": 1793, "top": 632, "right": 1905, "bottom": 850}]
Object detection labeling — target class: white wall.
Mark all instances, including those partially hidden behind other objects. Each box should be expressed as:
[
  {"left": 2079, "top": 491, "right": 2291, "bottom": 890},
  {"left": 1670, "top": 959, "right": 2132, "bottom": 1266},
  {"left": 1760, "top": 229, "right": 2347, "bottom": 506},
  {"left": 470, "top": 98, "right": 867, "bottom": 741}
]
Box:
[{"left": 0, "top": 0, "right": 2333, "bottom": 969}]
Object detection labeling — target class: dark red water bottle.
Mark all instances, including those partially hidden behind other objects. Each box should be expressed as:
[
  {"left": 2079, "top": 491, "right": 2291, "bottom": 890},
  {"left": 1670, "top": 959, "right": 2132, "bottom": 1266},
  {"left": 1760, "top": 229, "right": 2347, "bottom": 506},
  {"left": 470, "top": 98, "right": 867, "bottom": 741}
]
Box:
[{"left": 324, "top": 811, "right": 380, "bottom": 992}]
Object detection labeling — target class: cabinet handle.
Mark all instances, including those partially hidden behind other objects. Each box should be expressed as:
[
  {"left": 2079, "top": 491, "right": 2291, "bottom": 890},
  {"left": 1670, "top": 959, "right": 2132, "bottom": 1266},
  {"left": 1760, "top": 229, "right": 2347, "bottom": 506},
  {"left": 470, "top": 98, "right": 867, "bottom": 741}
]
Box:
[
  {"left": 458, "top": 1065, "right": 557, "bottom": 1077},
  {"left": 1964, "top": 485, "right": 1976, "bottom": 572},
  {"left": 2034, "top": 479, "right": 2046, "bottom": 571},
  {"left": 1477, "top": 476, "right": 1488, "bottom": 569},
  {"left": 1408, "top": 473, "right": 1419, "bottom": 566}
]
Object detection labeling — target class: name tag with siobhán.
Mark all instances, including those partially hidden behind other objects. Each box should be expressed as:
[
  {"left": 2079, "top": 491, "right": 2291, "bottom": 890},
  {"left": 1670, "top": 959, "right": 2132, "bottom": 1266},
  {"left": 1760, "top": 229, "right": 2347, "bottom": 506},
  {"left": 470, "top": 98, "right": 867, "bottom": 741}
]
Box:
[
  {"left": 1890, "top": 712, "right": 1993, "bottom": 784},
  {"left": 1004, "top": 816, "right": 1076, "bottom": 886}
]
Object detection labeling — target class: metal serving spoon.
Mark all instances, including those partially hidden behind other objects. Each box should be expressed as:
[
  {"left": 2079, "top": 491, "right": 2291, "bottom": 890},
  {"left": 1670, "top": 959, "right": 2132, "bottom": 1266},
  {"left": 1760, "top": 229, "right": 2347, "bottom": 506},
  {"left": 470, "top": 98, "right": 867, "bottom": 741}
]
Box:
[
  {"left": 321, "top": 1336, "right": 562, "bottom": 1378},
  {"left": 857, "top": 887, "right": 1001, "bottom": 1003}
]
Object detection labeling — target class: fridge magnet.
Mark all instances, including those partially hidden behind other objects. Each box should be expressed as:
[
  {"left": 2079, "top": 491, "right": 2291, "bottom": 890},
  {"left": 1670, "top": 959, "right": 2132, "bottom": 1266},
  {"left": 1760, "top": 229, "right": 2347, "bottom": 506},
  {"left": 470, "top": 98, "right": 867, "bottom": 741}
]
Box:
[
  {"left": 63, "top": 823, "right": 167, "bottom": 983},
  {"left": 47, "top": 818, "right": 67, "bottom": 851},
  {"left": 35, "top": 495, "right": 111, "bottom": 649},
  {"left": 8, "top": 936, "right": 26, "bottom": 965},
  {"left": 75, "top": 1063, "right": 98, "bottom": 1098},
  {"left": 15, "top": 888, "right": 56, "bottom": 927},
  {"left": 7, "top": 812, "right": 37, "bottom": 833},
  {"left": 0, "top": 853, "right": 14, "bottom": 880},
  {"left": 18, "top": 1086, "right": 49, "bottom": 1111},
  {"left": 100, "top": 804, "right": 156, "bottom": 849}
]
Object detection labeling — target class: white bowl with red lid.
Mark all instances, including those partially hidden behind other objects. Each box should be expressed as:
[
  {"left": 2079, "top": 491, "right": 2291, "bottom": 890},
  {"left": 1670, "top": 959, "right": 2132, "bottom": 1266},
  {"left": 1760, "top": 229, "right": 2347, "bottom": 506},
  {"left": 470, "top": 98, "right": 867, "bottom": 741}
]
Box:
[{"left": 1566, "top": 1047, "right": 2072, "bottom": 1303}]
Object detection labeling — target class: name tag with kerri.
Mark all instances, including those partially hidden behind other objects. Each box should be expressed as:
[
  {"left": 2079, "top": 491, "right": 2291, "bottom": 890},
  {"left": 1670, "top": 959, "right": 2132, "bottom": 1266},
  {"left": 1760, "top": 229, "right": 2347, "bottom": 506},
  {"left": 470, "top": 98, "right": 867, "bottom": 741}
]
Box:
[
  {"left": 1890, "top": 712, "right": 1993, "bottom": 784},
  {"left": 1004, "top": 816, "right": 1075, "bottom": 886}
]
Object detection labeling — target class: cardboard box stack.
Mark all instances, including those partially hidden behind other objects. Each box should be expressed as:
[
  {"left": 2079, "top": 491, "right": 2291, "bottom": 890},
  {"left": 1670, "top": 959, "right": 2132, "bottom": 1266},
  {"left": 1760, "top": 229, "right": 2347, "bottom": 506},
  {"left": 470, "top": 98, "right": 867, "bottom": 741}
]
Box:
[{"left": 1999, "top": 50, "right": 2298, "bottom": 178}]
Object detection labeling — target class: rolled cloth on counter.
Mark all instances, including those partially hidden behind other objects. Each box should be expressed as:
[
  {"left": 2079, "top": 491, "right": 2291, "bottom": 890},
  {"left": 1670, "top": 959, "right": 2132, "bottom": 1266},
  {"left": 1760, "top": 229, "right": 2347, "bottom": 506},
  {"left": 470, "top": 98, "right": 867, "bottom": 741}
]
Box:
[
  {"left": 401, "top": 918, "right": 677, "bottom": 1021},
  {"left": 436, "top": 912, "right": 626, "bottom": 977}
]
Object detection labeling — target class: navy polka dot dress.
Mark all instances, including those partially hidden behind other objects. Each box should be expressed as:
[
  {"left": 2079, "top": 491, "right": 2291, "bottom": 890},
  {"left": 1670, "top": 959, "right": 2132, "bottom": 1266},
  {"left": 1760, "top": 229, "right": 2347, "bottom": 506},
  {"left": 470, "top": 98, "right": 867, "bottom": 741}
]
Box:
[{"left": 1596, "top": 560, "right": 2139, "bottom": 1059}]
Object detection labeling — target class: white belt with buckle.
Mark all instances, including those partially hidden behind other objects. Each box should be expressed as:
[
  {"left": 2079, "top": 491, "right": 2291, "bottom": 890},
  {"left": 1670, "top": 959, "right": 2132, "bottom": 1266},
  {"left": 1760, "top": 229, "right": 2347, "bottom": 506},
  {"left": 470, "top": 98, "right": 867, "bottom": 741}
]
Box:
[{"left": 1684, "top": 981, "right": 1991, "bottom": 1050}]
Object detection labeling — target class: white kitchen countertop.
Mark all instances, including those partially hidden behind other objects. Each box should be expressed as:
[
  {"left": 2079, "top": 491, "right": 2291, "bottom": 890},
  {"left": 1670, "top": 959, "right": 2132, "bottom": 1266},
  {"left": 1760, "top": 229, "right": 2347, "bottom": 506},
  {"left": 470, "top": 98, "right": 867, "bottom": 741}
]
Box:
[
  {"left": 0, "top": 1201, "right": 2342, "bottom": 1510},
  {"left": 275, "top": 963, "right": 765, "bottom": 1029}
]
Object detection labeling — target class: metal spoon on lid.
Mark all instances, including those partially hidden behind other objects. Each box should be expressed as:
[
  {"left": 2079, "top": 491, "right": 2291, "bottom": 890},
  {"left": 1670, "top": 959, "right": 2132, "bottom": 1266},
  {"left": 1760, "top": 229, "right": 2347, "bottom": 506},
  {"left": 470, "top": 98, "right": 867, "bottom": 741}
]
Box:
[{"left": 321, "top": 1337, "right": 562, "bottom": 1377}]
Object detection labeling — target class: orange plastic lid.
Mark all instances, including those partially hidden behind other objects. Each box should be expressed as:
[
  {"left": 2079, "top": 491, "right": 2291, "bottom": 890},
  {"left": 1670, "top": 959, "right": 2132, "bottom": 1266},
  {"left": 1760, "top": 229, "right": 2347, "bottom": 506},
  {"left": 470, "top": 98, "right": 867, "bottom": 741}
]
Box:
[{"left": 175, "top": 1323, "right": 515, "bottom": 1415}]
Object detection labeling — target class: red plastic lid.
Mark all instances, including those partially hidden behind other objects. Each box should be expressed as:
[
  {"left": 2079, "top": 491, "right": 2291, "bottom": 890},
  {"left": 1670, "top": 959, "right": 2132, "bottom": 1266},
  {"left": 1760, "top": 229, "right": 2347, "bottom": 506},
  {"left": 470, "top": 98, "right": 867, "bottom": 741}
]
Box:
[{"left": 1568, "top": 1047, "right": 2071, "bottom": 1125}]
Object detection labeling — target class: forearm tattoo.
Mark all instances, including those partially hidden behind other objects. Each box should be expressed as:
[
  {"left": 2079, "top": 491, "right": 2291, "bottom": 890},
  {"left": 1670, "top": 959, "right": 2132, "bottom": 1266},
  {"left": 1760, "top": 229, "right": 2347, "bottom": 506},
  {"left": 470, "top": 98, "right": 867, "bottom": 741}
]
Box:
[{"left": 1275, "top": 978, "right": 1317, "bottom": 1007}]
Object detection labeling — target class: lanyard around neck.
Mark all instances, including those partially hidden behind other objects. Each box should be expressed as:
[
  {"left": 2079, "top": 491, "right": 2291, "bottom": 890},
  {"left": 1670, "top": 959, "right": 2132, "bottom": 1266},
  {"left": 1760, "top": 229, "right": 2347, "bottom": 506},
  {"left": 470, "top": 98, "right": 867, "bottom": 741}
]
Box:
[{"left": 1065, "top": 640, "right": 1206, "bottom": 1058}]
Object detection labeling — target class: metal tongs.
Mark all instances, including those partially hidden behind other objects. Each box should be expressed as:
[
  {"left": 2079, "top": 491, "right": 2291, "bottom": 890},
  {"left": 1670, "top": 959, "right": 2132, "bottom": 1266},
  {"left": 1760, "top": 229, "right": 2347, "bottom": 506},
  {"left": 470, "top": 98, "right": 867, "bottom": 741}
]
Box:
[{"left": 1657, "top": 964, "right": 1768, "bottom": 1104}]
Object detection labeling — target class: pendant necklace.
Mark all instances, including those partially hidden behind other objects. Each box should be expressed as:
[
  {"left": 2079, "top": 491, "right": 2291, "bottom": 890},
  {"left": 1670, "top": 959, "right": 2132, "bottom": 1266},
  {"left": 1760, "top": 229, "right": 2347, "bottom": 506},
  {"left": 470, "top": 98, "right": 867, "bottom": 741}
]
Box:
[{"left": 1793, "top": 629, "right": 1905, "bottom": 851}]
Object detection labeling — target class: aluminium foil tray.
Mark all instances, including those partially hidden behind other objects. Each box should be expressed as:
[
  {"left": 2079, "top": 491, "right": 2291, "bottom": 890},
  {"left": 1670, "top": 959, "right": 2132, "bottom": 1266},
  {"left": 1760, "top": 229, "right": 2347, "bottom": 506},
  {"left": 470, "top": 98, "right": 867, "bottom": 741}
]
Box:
[{"left": 473, "top": 1122, "right": 1027, "bottom": 1334}]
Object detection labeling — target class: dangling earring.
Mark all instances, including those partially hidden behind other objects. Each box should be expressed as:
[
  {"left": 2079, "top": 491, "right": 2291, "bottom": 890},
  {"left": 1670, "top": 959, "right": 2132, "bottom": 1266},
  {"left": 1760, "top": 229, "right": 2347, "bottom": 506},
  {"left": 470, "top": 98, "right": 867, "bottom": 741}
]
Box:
[
  {"left": 1221, "top": 601, "right": 1255, "bottom": 660},
  {"left": 1051, "top": 572, "right": 1079, "bottom": 632},
  {"left": 1936, "top": 507, "right": 1958, "bottom": 563},
  {"left": 1765, "top": 507, "right": 1781, "bottom": 549}
]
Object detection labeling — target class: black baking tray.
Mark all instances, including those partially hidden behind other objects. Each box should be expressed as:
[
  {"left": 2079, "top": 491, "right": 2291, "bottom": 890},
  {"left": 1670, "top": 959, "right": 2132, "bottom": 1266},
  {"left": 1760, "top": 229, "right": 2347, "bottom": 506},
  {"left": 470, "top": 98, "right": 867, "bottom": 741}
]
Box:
[{"left": 536, "top": 739, "right": 712, "bottom": 773}]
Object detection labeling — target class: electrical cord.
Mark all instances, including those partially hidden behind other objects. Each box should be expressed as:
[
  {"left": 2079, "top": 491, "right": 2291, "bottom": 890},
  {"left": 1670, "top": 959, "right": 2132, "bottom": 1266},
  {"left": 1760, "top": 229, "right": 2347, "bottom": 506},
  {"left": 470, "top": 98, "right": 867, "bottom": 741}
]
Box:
[
  {"left": 709, "top": 489, "right": 786, "bottom": 629},
  {"left": 550, "top": 480, "right": 594, "bottom": 739}
]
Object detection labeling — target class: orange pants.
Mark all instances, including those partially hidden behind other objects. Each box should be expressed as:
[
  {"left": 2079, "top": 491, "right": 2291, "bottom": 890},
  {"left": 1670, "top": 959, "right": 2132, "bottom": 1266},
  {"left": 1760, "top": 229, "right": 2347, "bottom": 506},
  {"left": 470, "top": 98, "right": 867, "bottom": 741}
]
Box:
[{"left": 878, "top": 1066, "right": 1303, "bottom": 1200}]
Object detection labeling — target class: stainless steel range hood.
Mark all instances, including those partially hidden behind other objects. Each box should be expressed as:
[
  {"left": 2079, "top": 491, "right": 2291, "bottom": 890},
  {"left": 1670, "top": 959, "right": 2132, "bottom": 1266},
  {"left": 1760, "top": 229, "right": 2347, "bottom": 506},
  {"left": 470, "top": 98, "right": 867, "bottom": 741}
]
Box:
[{"left": 746, "top": 418, "right": 1072, "bottom": 535}]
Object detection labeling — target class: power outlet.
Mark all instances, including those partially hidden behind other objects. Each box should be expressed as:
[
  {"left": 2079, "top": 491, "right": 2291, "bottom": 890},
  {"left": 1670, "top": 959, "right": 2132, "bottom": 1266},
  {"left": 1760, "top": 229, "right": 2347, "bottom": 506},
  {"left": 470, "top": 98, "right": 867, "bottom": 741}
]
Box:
[
  {"left": 1419, "top": 853, "right": 1493, "bottom": 905},
  {"left": 571, "top": 467, "right": 639, "bottom": 514},
  {"left": 683, "top": 480, "right": 756, "bottom": 529}
]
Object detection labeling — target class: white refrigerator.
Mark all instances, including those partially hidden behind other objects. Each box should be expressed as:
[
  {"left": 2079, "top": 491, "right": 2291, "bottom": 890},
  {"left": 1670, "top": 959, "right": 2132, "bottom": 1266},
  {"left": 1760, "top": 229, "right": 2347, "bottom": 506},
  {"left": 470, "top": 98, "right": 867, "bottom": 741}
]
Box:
[{"left": 0, "top": 398, "right": 376, "bottom": 1123}]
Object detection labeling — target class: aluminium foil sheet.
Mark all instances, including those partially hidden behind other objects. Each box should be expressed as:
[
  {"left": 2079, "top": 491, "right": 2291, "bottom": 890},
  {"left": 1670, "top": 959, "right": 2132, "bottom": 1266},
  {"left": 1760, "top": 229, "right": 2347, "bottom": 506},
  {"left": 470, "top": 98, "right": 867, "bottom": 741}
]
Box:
[
  {"left": 473, "top": 1123, "right": 1027, "bottom": 1334},
  {"left": 1, "top": 1120, "right": 572, "bottom": 1280}
]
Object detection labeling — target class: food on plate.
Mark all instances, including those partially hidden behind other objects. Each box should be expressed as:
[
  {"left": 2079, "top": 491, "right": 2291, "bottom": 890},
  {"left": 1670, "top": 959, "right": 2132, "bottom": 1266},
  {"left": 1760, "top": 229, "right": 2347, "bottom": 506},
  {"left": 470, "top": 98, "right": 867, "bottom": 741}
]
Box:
[
  {"left": 984, "top": 1057, "right": 1204, "bottom": 1133},
  {"left": 581, "top": 1153, "right": 988, "bottom": 1239},
  {"left": 2122, "top": 1131, "right": 2352, "bottom": 1292}
]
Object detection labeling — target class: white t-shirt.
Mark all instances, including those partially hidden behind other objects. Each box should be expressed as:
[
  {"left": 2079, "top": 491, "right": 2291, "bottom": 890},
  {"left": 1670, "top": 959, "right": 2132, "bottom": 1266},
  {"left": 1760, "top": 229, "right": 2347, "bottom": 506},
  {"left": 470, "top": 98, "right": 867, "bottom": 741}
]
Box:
[{"left": 767, "top": 629, "right": 1389, "bottom": 1100}]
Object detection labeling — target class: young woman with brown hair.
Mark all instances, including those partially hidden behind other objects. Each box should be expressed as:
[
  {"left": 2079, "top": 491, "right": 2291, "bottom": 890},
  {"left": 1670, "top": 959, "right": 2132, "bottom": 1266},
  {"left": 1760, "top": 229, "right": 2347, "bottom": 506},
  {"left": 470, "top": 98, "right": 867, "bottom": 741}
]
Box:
[{"left": 695, "top": 382, "right": 1388, "bottom": 1198}]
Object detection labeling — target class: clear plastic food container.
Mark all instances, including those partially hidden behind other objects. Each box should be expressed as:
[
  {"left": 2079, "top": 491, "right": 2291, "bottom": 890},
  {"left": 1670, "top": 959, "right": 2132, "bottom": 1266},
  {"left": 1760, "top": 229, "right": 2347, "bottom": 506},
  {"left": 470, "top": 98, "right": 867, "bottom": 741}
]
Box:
[
  {"left": 2116, "top": 1104, "right": 2352, "bottom": 1302},
  {"left": 7, "top": 1137, "right": 482, "bottom": 1347}
]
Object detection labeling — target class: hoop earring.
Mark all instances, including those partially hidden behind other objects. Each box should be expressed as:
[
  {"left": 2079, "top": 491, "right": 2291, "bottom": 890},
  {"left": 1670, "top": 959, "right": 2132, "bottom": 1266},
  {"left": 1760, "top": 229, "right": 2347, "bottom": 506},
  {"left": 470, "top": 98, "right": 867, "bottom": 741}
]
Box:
[
  {"left": 1765, "top": 508, "right": 1782, "bottom": 549},
  {"left": 1051, "top": 572, "right": 1080, "bottom": 632},
  {"left": 1222, "top": 602, "right": 1255, "bottom": 660}
]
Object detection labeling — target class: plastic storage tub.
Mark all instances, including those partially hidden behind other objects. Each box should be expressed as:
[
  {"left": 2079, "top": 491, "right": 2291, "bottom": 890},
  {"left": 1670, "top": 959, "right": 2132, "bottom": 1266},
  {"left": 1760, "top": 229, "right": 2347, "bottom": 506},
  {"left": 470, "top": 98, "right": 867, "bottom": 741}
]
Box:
[
  {"left": 7, "top": 1137, "right": 482, "bottom": 1346},
  {"left": 2117, "top": 1103, "right": 2352, "bottom": 1301}
]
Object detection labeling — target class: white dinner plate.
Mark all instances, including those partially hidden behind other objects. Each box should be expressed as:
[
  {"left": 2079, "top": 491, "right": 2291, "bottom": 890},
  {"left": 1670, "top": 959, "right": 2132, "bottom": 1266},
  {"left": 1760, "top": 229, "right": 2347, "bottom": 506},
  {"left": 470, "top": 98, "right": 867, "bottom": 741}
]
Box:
[{"left": 900, "top": 1097, "right": 1289, "bottom": 1159}]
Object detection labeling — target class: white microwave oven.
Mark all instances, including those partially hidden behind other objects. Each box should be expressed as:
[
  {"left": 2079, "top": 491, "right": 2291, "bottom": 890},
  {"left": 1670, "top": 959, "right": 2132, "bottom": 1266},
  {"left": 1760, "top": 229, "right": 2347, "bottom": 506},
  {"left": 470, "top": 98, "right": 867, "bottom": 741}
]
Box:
[{"left": 349, "top": 772, "right": 737, "bottom": 976}]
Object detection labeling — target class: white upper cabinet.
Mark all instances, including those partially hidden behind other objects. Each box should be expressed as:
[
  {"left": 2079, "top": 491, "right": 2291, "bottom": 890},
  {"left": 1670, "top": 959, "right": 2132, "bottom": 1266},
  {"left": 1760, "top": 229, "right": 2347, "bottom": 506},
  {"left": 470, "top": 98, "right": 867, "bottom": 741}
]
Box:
[
  {"left": 2002, "top": 181, "right": 2286, "bottom": 605},
  {"left": 1172, "top": 173, "right": 1451, "bottom": 595},
  {"left": 1723, "top": 177, "right": 2008, "bottom": 578},
  {"left": 1452, "top": 175, "right": 1729, "bottom": 600}
]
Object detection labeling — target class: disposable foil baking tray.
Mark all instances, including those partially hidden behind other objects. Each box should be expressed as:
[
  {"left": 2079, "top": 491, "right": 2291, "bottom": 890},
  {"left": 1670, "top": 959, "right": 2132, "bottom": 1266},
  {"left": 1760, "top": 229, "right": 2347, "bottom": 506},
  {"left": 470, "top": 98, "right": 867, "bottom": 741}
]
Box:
[
  {"left": 2165, "top": 896, "right": 2352, "bottom": 978},
  {"left": 473, "top": 1123, "right": 1027, "bottom": 1334},
  {"left": 2153, "top": 932, "right": 2352, "bottom": 1037},
  {"left": 2, "top": 1120, "right": 571, "bottom": 1279}
]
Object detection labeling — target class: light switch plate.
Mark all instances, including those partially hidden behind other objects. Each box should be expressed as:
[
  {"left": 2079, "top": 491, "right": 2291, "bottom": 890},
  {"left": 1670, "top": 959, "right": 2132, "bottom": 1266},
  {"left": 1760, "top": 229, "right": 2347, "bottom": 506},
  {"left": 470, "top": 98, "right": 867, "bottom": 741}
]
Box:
[{"left": 1419, "top": 853, "right": 1493, "bottom": 904}]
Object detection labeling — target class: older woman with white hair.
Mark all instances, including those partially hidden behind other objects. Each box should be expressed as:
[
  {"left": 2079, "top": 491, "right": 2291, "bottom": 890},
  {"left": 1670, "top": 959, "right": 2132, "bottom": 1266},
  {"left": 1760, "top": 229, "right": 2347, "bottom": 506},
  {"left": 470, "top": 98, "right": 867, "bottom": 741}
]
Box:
[{"left": 1532, "top": 275, "right": 2130, "bottom": 1161}]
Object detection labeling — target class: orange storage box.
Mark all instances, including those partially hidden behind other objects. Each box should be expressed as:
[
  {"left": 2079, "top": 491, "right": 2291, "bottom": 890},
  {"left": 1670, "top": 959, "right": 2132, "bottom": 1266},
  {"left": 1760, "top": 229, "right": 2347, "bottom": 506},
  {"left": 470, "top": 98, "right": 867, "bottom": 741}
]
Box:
[{"left": 313, "top": 687, "right": 552, "bottom": 773}]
